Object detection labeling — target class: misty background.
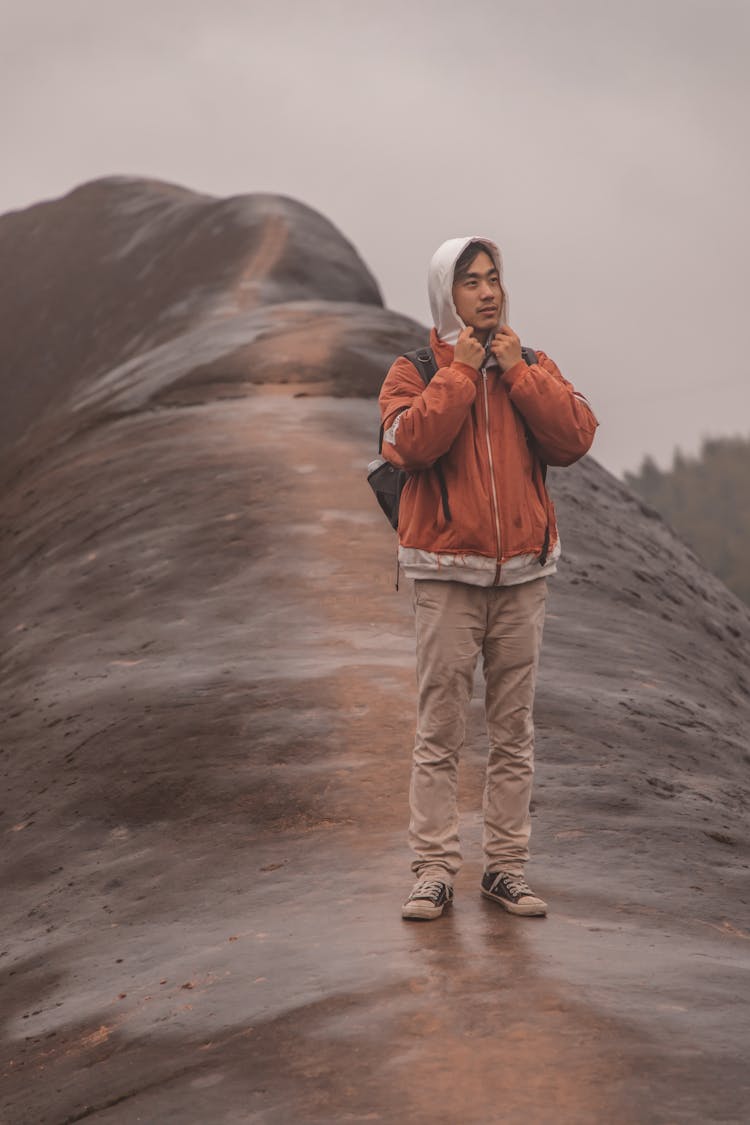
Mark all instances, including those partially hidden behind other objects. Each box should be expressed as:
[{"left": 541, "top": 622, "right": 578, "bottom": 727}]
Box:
[{"left": 3, "top": 0, "right": 749, "bottom": 477}]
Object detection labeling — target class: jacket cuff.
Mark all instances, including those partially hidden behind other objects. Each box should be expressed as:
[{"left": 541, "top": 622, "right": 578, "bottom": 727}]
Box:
[
  {"left": 499, "top": 359, "right": 529, "bottom": 390},
  {"left": 451, "top": 361, "right": 480, "bottom": 385}
]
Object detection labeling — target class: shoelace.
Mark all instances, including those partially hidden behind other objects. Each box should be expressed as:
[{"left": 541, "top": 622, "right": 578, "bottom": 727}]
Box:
[
  {"left": 497, "top": 874, "right": 532, "bottom": 898},
  {"left": 409, "top": 878, "right": 447, "bottom": 903}
]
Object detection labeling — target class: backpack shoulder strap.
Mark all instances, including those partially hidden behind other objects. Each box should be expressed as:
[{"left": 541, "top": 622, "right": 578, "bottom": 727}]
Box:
[
  {"left": 378, "top": 347, "right": 437, "bottom": 454},
  {"left": 516, "top": 345, "right": 549, "bottom": 559},
  {"left": 398, "top": 345, "right": 451, "bottom": 523},
  {"left": 402, "top": 346, "right": 438, "bottom": 386},
  {"left": 406, "top": 344, "right": 536, "bottom": 372},
  {"left": 518, "top": 346, "right": 547, "bottom": 490}
]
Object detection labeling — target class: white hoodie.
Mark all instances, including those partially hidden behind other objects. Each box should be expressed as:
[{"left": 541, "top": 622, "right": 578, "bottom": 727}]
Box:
[{"left": 428, "top": 236, "right": 506, "bottom": 345}]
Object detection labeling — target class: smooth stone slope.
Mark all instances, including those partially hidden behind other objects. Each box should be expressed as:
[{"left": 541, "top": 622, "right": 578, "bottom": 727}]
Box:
[
  {"left": 1, "top": 180, "right": 748, "bottom": 1124},
  {"left": 0, "top": 177, "right": 395, "bottom": 448}
]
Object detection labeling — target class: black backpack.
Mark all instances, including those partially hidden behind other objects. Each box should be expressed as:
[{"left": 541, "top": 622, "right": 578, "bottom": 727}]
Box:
[{"left": 367, "top": 345, "right": 538, "bottom": 531}]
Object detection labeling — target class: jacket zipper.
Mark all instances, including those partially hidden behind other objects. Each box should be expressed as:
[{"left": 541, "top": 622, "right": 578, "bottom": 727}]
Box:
[{"left": 481, "top": 363, "right": 503, "bottom": 582}]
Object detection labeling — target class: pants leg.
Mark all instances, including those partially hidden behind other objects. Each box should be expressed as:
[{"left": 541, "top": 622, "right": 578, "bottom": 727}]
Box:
[
  {"left": 409, "top": 580, "right": 484, "bottom": 880},
  {"left": 481, "top": 578, "right": 547, "bottom": 876}
]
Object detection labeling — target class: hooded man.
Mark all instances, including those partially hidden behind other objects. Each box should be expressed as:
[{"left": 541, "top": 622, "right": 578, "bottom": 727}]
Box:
[{"left": 379, "top": 236, "right": 597, "bottom": 920}]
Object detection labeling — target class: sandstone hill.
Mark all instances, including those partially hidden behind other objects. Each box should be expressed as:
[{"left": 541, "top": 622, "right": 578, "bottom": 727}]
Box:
[
  {"left": 1, "top": 179, "right": 749, "bottom": 1125},
  {"left": 0, "top": 177, "right": 422, "bottom": 448}
]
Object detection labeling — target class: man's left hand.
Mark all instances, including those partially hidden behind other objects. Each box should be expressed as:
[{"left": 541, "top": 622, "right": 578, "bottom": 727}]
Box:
[{"left": 490, "top": 326, "right": 523, "bottom": 372}]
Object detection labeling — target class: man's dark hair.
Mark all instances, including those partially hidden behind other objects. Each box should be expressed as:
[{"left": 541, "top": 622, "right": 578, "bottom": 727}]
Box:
[{"left": 453, "top": 240, "right": 495, "bottom": 282}]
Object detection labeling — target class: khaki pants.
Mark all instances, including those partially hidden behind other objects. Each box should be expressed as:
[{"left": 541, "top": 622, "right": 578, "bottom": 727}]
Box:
[{"left": 410, "top": 577, "right": 547, "bottom": 881}]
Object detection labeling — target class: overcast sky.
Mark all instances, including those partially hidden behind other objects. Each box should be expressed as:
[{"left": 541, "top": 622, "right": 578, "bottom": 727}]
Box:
[{"left": 3, "top": 0, "right": 749, "bottom": 476}]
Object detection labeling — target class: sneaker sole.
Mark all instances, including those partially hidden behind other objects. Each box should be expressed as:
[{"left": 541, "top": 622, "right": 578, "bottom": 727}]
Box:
[
  {"left": 480, "top": 888, "right": 547, "bottom": 916},
  {"left": 401, "top": 898, "right": 452, "bottom": 921}
]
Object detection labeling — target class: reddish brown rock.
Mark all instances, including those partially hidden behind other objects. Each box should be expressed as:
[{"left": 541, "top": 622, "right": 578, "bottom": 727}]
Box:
[
  {"left": 1, "top": 180, "right": 748, "bottom": 1125},
  {"left": 0, "top": 177, "right": 404, "bottom": 448}
]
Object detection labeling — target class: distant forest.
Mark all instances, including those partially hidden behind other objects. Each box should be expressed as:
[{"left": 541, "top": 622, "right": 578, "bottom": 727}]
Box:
[{"left": 624, "top": 435, "right": 750, "bottom": 606}]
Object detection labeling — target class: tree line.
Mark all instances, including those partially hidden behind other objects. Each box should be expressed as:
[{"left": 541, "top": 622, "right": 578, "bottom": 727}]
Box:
[{"left": 624, "top": 435, "right": 750, "bottom": 606}]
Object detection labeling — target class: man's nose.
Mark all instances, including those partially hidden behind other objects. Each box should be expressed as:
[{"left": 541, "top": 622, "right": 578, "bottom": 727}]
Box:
[{"left": 478, "top": 281, "right": 494, "bottom": 299}]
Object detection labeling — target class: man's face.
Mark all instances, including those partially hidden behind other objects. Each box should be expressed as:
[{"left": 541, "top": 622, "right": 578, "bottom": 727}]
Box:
[{"left": 451, "top": 250, "right": 503, "bottom": 340}]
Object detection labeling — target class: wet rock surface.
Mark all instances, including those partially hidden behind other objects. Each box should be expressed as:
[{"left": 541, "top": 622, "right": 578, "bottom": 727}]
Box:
[
  {"left": 0, "top": 177, "right": 394, "bottom": 449},
  {"left": 1, "top": 181, "right": 749, "bottom": 1124}
]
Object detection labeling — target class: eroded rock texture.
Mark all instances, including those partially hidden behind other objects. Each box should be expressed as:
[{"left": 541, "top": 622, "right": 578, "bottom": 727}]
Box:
[
  {"left": 0, "top": 176, "right": 421, "bottom": 446},
  {"left": 1, "top": 179, "right": 749, "bottom": 1125}
]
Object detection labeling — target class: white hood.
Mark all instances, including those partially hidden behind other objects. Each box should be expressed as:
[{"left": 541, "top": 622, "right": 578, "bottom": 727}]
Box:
[{"left": 428, "top": 236, "right": 506, "bottom": 346}]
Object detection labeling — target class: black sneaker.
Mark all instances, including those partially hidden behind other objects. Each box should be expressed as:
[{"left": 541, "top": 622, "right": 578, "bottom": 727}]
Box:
[
  {"left": 481, "top": 871, "right": 547, "bottom": 916},
  {"left": 401, "top": 877, "right": 454, "bottom": 920}
]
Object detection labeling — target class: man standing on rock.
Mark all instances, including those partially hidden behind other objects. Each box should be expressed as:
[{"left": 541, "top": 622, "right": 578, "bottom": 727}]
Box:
[{"left": 379, "top": 237, "right": 597, "bottom": 920}]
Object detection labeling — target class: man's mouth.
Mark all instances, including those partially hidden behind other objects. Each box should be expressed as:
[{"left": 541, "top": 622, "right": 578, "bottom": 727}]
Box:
[{"left": 479, "top": 306, "right": 497, "bottom": 315}]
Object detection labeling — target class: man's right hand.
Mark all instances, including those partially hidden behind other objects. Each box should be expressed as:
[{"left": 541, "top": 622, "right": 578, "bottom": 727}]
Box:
[{"left": 454, "top": 327, "right": 485, "bottom": 371}]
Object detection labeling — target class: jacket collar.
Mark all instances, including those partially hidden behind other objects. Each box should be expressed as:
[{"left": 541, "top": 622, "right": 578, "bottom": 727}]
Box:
[
  {"left": 430, "top": 328, "right": 497, "bottom": 371},
  {"left": 430, "top": 328, "right": 455, "bottom": 368}
]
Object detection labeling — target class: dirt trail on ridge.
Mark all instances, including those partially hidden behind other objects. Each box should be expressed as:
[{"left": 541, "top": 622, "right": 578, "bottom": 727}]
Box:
[{"left": 2, "top": 390, "right": 748, "bottom": 1124}]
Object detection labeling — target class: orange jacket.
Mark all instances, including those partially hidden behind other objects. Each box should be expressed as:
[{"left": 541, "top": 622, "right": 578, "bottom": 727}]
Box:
[{"left": 379, "top": 329, "right": 598, "bottom": 587}]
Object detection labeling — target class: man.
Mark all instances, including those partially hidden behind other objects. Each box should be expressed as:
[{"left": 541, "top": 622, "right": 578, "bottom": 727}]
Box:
[{"left": 379, "top": 237, "right": 597, "bottom": 920}]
